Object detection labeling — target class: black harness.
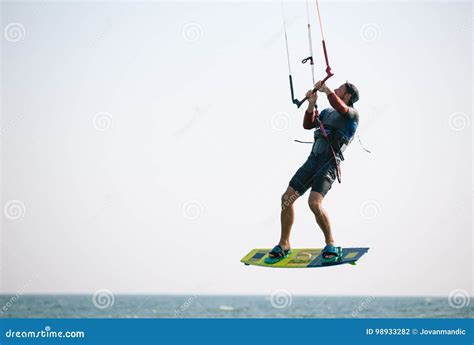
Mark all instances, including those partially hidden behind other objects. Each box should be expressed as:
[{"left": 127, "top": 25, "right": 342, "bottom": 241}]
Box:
[{"left": 314, "top": 120, "right": 349, "bottom": 183}]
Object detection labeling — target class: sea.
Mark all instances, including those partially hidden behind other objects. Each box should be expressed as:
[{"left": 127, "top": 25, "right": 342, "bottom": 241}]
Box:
[{"left": 0, "top": 295, "right": 472, "bottom": 318}]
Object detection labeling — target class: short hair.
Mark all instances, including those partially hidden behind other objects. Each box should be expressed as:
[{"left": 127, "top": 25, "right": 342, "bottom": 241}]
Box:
[{"left": 345, "top": 82, "right": 359, "bottom": 106}]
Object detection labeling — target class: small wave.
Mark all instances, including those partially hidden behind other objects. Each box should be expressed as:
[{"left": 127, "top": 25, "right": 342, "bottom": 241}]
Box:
[{"left": 219, "top": 305, "right": 234, "bottom": 311}]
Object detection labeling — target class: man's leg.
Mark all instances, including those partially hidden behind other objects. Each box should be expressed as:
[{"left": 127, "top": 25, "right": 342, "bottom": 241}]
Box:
[
  {"left": 278, "top": 186, "right": 300, "bottom": 250},
  {"left": 308, "top": 191, "right": 334, "bottom": 246}
]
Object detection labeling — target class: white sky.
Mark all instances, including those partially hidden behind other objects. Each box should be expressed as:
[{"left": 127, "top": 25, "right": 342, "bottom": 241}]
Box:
[{"left": 1, "top": 0, "right": 472, "bottom": 297}]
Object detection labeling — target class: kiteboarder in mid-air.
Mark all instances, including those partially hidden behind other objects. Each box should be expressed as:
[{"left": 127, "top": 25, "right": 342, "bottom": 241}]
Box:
[{"left": 265, "top": 80, "right": 359, "bottom": 265}]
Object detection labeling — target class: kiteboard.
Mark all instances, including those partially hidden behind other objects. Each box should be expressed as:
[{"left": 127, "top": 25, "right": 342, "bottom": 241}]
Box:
[{"left": 241, "top": 247, "right": 369, "bottom": 268}]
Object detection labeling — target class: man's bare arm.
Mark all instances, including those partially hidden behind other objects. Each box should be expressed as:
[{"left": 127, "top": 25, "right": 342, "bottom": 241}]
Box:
[{"left": 303, "top": 85, "right": 319, "bottom": 129}]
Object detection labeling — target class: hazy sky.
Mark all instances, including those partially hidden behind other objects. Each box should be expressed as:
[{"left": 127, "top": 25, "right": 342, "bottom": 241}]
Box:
[{"left": 1, "top": 1, "right": 472, "bottom": 297}]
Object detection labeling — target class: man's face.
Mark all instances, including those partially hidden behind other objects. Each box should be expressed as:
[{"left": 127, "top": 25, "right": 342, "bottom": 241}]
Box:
[
  {"left": 335, "top": 84, "right": 351, "bottom": 104},
  {"left": 334, "top": 84, "right": 347, "bottom": 98}
]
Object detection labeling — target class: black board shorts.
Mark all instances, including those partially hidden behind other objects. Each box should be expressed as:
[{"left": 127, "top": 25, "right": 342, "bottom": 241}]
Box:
[{"left": 289, "top": 151, "right": 337, "bottom": 197}]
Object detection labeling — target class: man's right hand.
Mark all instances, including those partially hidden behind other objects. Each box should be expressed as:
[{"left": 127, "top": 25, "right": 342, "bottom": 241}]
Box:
[
  {"left": 318, "top": 83, "right": 332, "bottom": 95},
  {"left": 306, "top": 89, "right": 317, "bottom": 105}
]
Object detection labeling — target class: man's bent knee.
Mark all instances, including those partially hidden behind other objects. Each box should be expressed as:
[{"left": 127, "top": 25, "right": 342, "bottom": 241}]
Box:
[
  {"left": 308, "top": 192, "right": 324, "bottom": 215},
  {"left": 281, "top": 187, "right": 299, "bottom": 210}
]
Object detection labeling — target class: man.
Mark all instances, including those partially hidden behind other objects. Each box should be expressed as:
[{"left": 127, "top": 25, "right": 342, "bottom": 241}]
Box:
[{"left": 265, "top": 81, "right": 360, "bottom": 264}]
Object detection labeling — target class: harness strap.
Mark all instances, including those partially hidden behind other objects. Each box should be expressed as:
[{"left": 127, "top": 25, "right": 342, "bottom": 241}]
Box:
[{"left": 315, "top": 114, "right": 341, "bottom": 183}]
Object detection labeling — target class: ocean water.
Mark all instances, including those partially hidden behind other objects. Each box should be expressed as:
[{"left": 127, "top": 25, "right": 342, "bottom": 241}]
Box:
[{"left": 0, "top": 295, "right": 471, "bottom": 318}]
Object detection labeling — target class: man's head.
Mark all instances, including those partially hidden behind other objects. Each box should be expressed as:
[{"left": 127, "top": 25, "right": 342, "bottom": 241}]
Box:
[{"left": 334, "top": 82, "right": 359, "bottom": 106}]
